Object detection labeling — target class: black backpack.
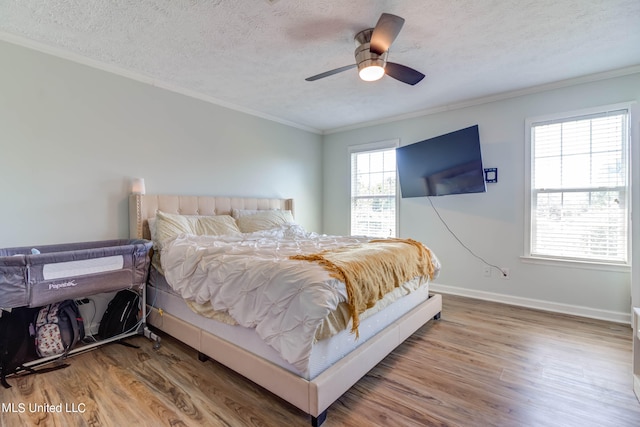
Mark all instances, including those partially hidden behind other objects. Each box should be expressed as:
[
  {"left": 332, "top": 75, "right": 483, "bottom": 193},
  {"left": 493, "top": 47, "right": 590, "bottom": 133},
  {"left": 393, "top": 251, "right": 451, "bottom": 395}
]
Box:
[
  {"left": 0, "top": 307, "right": 40, "bottom": 388},
  {"left": 34, "top": 300, "right": 85, "bottom": 358},
  {"left": 98, "top": 290, "right": 140, "bottom": 339}
]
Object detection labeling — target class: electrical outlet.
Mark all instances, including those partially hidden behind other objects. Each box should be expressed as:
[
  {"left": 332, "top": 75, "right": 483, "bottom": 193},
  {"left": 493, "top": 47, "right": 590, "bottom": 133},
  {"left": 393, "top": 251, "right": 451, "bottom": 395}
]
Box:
[
  {"left": 483, "top": 266, "right": 491, "bottom": 277},
  {"left": 500, "top": 268, "right": 510, "bottom": 279}
]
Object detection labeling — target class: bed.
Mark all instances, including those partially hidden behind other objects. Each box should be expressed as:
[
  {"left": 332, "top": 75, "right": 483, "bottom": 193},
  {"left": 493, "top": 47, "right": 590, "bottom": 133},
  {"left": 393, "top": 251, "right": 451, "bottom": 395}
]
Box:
[{"left": 129, "top": 194, "right": 442, "bottom": 426}]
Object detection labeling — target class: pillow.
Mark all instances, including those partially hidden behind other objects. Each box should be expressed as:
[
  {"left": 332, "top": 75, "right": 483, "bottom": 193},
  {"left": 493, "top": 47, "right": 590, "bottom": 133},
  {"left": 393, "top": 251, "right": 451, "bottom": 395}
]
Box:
[
  {"left": 154, "top": 211, "right": 241, "bottom": 248},
  {"left": 232, "top": 208, "right": 267, "bottom": 219},
  {"left": 154, "top": 211, "right": 194, "bottom": 249},
  {"left": 151, "top": 211, "right": 241, "bottom": 275},
  {"left": 193, "top": 215, "right": 241, "bottom": 236},
  {"left": 231, "top": 208, "right": 294, "bottom": 219},
  {"left": 235, "top": 210, "right": 295, "bottom": 233}
]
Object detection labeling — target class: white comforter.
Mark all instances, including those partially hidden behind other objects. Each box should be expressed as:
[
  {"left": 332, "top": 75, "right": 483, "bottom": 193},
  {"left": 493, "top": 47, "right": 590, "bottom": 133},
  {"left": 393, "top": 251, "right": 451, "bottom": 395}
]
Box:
[{"left": 161, "top": 224, "right": 436, "bottom": 372}]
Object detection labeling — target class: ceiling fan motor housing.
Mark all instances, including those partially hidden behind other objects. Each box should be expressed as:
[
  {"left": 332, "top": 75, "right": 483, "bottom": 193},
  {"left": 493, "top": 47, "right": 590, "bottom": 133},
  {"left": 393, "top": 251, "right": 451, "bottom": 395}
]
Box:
[{"left": 355, "top": 28, "right": 388, "bottom": 73}]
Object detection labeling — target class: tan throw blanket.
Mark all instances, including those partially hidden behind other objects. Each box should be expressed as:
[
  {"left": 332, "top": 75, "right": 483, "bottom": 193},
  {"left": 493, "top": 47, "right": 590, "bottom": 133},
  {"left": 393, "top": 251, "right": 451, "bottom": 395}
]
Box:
[{"left": 290, "top": 238, "right": 436, "bottom": 337}]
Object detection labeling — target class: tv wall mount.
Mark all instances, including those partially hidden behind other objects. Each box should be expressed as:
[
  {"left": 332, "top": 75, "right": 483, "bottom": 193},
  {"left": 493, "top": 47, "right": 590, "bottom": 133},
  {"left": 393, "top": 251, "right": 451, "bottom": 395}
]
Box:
[{"left": 484, "top": 168, "right": 498, "bottom": 183}]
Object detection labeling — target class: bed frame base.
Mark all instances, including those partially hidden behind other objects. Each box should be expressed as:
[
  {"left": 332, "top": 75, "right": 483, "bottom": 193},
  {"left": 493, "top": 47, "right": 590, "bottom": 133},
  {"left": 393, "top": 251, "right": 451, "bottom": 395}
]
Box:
[
  {"left": 146, "top": 293, "right": 442, "bottom": 426},
  {"left": 311, "top": 410, "right": 327, "bottom": 427},
  {"left": 196, "top": 349, "right": 328, "bottom": 426}
]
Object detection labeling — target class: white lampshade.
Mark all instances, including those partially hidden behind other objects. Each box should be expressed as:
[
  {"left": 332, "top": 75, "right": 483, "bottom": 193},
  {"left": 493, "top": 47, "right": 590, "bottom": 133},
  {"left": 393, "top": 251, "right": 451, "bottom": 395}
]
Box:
[
  {"left": 131, "top": 178, "right": 146, "bottom": 195},
  {"left": 359, "top": 65, "right": 385, "bottom": 82}
]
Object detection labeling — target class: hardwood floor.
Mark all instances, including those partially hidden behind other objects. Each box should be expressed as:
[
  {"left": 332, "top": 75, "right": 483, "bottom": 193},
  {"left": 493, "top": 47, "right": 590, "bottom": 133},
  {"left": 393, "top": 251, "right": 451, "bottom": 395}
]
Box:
[{"left": 2, "top": 294, "right": 639, "bottom": 427}]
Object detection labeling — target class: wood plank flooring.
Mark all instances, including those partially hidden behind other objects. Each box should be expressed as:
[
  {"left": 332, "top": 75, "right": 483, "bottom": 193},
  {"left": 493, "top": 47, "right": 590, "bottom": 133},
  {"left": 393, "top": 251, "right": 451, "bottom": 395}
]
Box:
[{"left": 2, "top": 294, "right": 639, "bottom": 427}]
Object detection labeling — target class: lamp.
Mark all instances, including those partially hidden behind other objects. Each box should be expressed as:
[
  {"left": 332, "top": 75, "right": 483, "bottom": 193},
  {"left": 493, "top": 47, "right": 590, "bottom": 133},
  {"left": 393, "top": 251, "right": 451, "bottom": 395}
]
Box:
[
  {"left": 354, "top": 29, "right": 388, "bottom": 82},
  {"left": 131, "top": 177, "right": 146, "bottom": 195}
]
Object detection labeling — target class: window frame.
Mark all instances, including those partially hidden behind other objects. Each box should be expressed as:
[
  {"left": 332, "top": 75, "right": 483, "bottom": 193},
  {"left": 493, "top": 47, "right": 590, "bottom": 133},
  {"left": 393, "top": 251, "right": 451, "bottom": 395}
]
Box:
[
  {"left": 523, "top": 102, "right": 633, "bottom": 270},
  {"left": 349, "top": 139, "right": 400, "bottom": 238}
]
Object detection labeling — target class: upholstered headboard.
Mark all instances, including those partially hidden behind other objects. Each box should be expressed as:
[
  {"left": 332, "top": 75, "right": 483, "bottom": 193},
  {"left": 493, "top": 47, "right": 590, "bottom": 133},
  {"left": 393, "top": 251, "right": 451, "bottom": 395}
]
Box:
[{"left": 129, "top": 194, "right": 294, "bottom": 239}]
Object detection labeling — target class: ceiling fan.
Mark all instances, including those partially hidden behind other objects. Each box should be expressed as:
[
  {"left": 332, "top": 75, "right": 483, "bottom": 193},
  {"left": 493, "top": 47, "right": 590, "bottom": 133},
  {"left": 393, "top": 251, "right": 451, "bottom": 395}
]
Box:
[{"left": 305, "top": 13, "right": 425, "bottom": 86}]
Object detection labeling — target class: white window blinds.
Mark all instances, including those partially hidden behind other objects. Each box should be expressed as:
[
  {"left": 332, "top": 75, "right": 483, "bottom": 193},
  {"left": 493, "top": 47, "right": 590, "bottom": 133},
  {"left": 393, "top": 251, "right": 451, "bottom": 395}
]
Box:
[
  {"left": 530, "top": 108, "right": 629, "bottom": 263},
  {"left": 350, "top": 146, "right": 397, "bottom": 237}
]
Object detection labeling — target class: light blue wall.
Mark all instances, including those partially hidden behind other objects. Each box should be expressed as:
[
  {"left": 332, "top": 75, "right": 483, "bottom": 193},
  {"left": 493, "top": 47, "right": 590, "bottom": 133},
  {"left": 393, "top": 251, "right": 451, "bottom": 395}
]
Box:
[
  {"left": 323, "top": 72, "right": 640, "bottom": 321},
  {"left": 0, "top": 41, "right": 323, "bottom": 247},
  {"left": 2, "top": 39, "right": 638, "bottom": 321}
]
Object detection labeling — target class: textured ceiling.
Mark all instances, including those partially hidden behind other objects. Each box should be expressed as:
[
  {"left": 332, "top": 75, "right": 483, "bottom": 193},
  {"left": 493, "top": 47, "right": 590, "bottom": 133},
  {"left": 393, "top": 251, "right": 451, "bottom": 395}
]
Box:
[{"left": 1, "top": 1, "right": 639, "bottom": 133}]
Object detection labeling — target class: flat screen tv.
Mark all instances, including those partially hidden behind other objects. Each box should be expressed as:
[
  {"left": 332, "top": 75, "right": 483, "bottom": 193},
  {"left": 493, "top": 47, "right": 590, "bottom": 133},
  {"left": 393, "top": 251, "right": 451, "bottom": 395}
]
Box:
[{"left": 396, "top": 125, "right": 486, "bottom": 198}]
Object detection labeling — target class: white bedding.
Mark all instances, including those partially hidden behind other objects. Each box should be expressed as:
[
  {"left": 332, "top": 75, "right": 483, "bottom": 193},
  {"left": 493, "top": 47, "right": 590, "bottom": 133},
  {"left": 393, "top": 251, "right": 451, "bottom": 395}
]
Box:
[{"left": 161, "top": 224, "right": 440, "bottom": 372}]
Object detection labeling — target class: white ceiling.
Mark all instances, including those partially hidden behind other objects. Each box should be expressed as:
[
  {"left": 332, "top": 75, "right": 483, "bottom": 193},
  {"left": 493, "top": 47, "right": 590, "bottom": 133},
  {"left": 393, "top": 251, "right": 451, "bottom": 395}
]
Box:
[{"left": 1, "top": 1, "right": 639, "bottom": 133}]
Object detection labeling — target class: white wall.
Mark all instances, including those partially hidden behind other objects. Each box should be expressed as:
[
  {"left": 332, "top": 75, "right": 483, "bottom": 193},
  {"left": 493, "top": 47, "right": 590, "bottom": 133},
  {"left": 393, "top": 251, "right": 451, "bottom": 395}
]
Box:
[
  {"left": 0, "top": 41, "right": 323, "bottom": 247},
  {"left": 2, "top": 39, "right": 638, "bottom": 322},
  {"left": 323, "top": 72, "right": 640, "bottom": 322}
]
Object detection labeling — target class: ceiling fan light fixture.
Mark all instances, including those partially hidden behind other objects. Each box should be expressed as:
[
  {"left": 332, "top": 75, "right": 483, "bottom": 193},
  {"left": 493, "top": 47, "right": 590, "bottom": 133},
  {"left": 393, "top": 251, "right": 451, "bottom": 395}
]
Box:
[
  {"left": 355, "top": 35, "right": 388, "bottom": 82},
  {"left": 359, "top": 64, "right": 385, "bottom": 81},
  {"left": 305, "top": 14, "right": 425, "bottom": 86}
]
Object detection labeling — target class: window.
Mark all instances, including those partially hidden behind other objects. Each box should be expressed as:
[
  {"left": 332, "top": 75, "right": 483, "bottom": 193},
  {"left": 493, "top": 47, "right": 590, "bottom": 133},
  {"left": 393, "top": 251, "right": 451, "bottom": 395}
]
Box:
[
  {"left": 350, "top": 140, "right": 398, "bottom": 237},
  {"left": 526, "top": 105, "right": 630, "bottom": 264}
]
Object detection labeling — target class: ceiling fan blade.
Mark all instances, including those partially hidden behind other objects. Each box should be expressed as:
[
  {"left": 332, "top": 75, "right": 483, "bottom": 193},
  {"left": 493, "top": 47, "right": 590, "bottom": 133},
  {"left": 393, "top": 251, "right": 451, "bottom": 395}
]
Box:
[
  {"left": 385, "top": 62, "right": 425, "bottom": 85},
  {"left": 370, "top": 13, "right": 405, "bottom": 55},
  {"left": 305, "top": 64, "right": 357, "bottom": 81}
]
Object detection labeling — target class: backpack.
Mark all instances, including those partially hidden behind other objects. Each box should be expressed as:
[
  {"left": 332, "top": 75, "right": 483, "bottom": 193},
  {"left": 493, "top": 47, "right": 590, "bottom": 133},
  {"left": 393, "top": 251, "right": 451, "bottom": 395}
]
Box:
[
  {"left": 0, "top": 307, "right": 40, "bottom": 388},
  {"left": 98, "top": 290, "right": 140, "bottom": 339},
  {"left": 34, "top": 300, "right": 85, "bottom": 358}
]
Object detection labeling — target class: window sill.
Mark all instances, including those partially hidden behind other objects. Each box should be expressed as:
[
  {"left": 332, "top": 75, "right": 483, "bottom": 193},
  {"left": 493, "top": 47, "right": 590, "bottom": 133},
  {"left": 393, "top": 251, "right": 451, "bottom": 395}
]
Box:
[{"left": 520, "top": 256, "right": 631, "bottom": 273}]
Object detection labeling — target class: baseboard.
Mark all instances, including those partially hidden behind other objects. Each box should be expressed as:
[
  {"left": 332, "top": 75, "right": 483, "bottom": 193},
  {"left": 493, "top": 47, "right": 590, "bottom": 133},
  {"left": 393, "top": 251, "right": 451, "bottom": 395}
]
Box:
[{"left": 430, "top": 283, "right": 631, "bottom": 325}]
